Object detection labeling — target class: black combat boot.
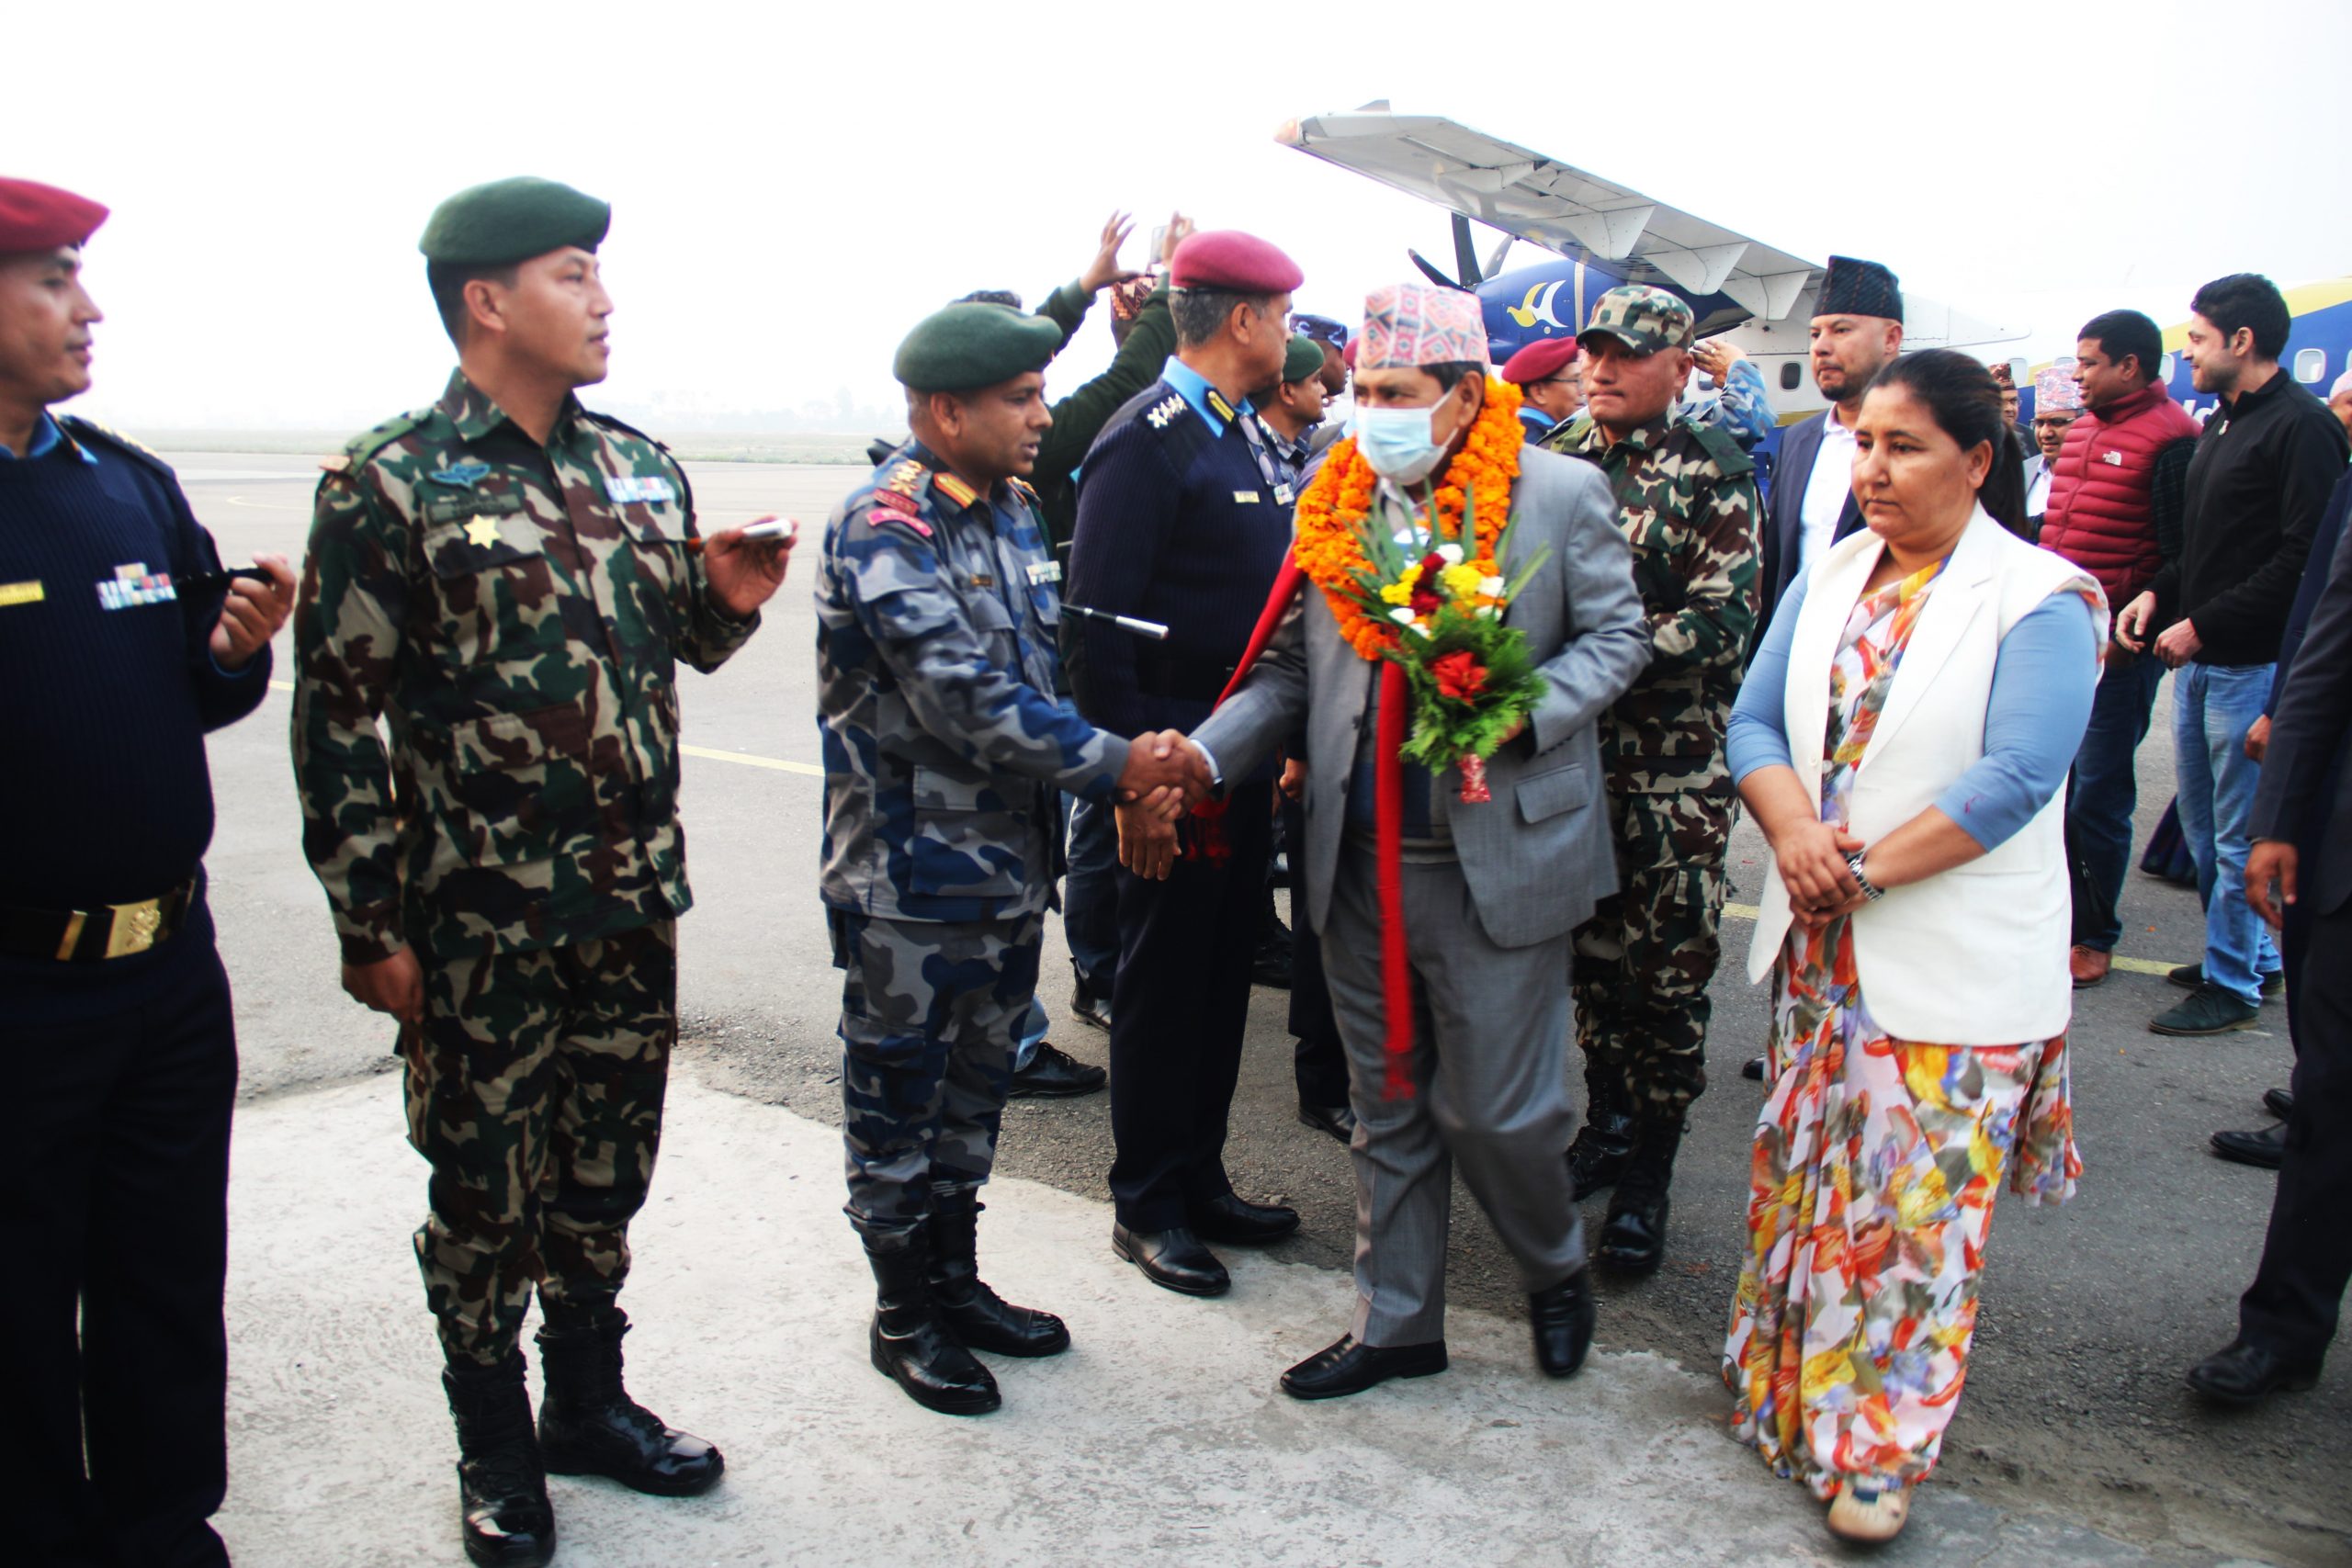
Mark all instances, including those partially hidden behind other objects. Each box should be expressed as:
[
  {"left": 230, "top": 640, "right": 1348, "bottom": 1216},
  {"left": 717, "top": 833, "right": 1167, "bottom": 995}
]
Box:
[
  {"left": 1595, "top": 1114, "right": 1684, "bottom": 1274},
  {"left": 536, "top": 1306, "right": 725, "bottom": 1496},
  {"left": 441, "top": 1351, "right": 556, "bottom": 1568},
  {"left": 1566, "top": 1072, "right": 1638, "bottom": 1201},
  {"left": 866, "top": 1233, "right": 1001, "bottom": 1414},
  {"left": 927, "top": 1188, "right": 1071, "bottom": 1357}
]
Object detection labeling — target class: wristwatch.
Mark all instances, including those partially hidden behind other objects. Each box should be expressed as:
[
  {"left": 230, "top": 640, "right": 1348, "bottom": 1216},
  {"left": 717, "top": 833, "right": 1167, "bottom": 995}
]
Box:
[{"left": 1846, "top": 850, "right": 1887, "bottom": 902}]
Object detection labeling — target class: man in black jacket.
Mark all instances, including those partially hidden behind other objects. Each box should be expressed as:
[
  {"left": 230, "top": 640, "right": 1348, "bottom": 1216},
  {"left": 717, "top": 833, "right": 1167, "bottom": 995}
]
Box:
[
  {"left": 2187, "top": 490, "right": 2352, "bottom": 1404},
  {"left": 2118, "top": 274, "right": 2351, "bottom": 1037}
]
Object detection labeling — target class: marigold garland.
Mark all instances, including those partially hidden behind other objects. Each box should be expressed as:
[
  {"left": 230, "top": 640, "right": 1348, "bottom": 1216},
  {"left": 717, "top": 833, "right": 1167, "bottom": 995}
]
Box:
[{"left": 1294, "top": 376, "right": 1525, "bottom": 660}]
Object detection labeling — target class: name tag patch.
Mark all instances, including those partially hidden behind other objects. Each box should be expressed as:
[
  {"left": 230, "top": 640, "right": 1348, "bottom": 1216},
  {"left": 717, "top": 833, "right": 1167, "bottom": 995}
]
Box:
[
  {"left": 0, "top": 579, "right": 42, "bottom": 608},
  {"left": 1024, "top": 560, "right": 1062, "bottom": 586},
  {"left": 96, "top": 562, "right": 175, "bottom": 611},
  {"left": 606, "top": 474, "right": 677, "bottom": 505},
  {"left": 1233, "top": 490, "right": 1261, "bottom": 504}
]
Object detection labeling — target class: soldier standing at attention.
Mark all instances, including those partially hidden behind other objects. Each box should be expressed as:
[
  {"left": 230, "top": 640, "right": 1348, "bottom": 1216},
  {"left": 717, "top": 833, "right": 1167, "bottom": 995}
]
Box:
[
  {"left": 3, "top": 177, "right": 296, "bottom": 1568},
  {"left": 291, "top": 177, "right": 791, "bottom": 1567},
  {"left": 817, "top": 303, "right": 1201, "bottom": 1416},
  {"left": 1542, "top": 285, "right": 1762, "bottom": 1274}
]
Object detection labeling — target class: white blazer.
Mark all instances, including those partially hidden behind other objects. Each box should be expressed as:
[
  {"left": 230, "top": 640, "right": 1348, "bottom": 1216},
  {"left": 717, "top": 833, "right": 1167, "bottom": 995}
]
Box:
[{"left": 1746, "top": 508, "right": 2103, "bottom": 1044}]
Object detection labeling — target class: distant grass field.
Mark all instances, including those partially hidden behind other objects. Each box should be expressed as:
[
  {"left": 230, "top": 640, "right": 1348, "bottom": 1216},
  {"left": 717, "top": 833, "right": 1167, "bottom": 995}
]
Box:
[{"left": 140, "top": 430, "right": 877, "bottom": 465}]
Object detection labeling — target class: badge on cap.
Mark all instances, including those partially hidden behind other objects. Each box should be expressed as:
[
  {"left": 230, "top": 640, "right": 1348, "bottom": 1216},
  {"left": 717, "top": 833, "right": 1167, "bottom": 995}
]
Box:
[{"left": 606, "top": 474, "right": 677, "bottom": 505}]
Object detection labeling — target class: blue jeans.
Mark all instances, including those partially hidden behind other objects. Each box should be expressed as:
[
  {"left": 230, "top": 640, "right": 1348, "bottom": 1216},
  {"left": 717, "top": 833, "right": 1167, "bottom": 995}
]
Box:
[
  {"left": 2068, "top": 649, "right": 2167, "bottom": 951},
  {"left": 2172, "top": 662, "right": 2283, "bottom": 1006}
]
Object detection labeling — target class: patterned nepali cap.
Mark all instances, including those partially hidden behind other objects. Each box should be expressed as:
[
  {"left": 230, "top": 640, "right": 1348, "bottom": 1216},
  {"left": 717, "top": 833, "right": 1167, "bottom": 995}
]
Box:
[
  {"left": 1360, "top": 282, "right": 1488, "bottom": 370},
  {"left": 2035, "top": 364, "right": 2085, "bottom": 413},
  {"left": 1816, "top": 255, "right": 1904, "bottom": 324}
]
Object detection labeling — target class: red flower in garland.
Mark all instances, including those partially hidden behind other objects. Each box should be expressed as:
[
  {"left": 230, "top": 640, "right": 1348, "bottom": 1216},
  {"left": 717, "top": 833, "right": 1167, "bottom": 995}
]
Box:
[{"left": 1430, "top": 649, "right": 1488, "bottom": 702}]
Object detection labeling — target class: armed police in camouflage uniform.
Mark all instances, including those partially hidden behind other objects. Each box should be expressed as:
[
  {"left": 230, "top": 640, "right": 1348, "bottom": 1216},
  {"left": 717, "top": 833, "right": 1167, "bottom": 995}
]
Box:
[
  {"left": 291, "top": 178, "right": 791, "bottom": 1568},
  {"left": 1541, "top": 285, "right": 1762, "bottom": 1275},
  {"left": 817, "top": 302, "right": 1200, "bottom": 1417}
]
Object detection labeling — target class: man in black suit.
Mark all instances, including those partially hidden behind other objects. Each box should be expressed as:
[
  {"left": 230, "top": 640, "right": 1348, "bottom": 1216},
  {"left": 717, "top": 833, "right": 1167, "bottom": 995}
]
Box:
[
  {"left": 1753, "top": 255, "right": 1905, "bottom": 627},
  {"left": 2187, "top": 506, "right": 2352, "bottom": 1404}
]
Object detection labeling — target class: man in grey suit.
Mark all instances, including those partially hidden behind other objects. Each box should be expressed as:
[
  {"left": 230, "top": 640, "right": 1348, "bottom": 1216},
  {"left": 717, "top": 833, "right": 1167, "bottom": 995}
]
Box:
[
  {"left": 1754, "top": 256, "right": 1905, "bottom": 629},
  {"left": 2188, "top": 505, "right": 2352, "bottom": 1404},
  {"left": 1172, "top": 282, "right": 1649, "bottom": 1400}
]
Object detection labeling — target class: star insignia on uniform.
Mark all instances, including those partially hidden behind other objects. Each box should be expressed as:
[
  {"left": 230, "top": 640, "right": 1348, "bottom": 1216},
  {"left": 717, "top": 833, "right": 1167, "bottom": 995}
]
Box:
[
  {"left": 463, "top": 514, "right": 503, "bottom": 549},
  {"left": 1146, "top": 394, "right": 1185, "bottom": 430}
]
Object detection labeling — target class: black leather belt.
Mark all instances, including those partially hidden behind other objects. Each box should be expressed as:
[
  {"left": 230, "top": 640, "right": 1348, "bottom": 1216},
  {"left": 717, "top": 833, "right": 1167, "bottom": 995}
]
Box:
[{"left": 0, "top": 875, "right": 198, "bottom": 962}]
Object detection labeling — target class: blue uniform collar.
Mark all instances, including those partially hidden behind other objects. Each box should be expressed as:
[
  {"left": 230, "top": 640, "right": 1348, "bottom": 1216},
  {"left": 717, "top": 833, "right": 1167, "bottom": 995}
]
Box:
[
  {"left": 1160, "top": 357, "right": 1254, "bottom": 437},
  {"left": 0, "top": 412, "right": 96, "bottom": 464}
]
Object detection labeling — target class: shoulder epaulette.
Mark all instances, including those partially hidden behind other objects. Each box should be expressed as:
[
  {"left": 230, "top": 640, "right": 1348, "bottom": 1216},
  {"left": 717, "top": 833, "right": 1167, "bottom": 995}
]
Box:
[
  {"left": 1142, "top": 390, "right": 1189, "bottom": 432},
  {"left": 57, "top": 415, "right": 173, "bottom": 477},
  {"left": 931, "top": 470, "right": 979, "bottom": 510},
  {"left": 1685, "top": 417, "right": 1755, "bottom": 479},
  {"left": 1007, "top": 476, "right": 1040, "bottom": 511},
  {"left": 342, "top": 408, "right": 434, "bottom": 469}
]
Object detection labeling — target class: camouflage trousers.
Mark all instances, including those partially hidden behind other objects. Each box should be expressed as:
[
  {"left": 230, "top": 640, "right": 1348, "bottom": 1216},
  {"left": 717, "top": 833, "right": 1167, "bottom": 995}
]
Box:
[
  {"left": 1572, "top": 786, "right": 1733, "bottom": 1119},
  {"left": 401, "top": 921, "right": 676, "bottom": 1367},
  {"left": 831, "top": 908, "right": 1042, "bottom": 1243}
]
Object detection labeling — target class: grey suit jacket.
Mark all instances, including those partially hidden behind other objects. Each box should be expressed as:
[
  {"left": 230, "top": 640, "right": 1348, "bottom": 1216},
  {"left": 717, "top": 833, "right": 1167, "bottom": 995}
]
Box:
[
  {"left": 2250, "top": 507, "right": 2352, "bottom": 914},
  {"left": 1759, "top": 411, "right": 1861, "bottom": 627},
  {"left": 1193, "top": 446, "right": 1650, "bottom": 948}
]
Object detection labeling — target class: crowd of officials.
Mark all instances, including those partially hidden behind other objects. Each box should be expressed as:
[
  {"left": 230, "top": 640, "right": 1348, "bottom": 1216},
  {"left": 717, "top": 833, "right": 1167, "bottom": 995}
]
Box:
[{"left": 6, "top": 164, "right": 2351, "bottom": 1564}]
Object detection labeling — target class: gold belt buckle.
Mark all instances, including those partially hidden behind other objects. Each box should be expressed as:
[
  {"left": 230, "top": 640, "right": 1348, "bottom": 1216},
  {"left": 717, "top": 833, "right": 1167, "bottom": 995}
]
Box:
[{"left": 104, "top": 896, "right": 165, "bottom": 959}]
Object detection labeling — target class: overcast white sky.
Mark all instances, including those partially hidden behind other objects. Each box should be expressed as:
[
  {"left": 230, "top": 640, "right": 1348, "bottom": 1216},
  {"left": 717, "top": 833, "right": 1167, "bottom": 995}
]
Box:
[{"left": 13, "top": 0, "right": 2348, "bottom": 433}]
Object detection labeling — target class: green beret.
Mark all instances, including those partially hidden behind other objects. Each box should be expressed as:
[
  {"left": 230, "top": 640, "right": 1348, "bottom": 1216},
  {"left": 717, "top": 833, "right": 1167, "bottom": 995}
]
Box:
[
  {"left": 419, "top": 176, "right": 610, "bottom": 267},
  {"left": 893, "top": 303, "right": 1063, "bottom": 392},
  {"left": 1282, "top": 333, "right": 1327, "bottom": 385}
]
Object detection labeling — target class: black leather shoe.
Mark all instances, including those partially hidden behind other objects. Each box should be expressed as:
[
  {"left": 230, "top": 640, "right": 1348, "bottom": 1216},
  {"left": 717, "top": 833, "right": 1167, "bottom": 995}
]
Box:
[
  {"left": 1007, "top": 1041, "right": 1106, "bottom": 1099},
  {"left": 2187, "top": 1337, "right": 2322, "bottom": 1405},
  {"left": 442, "top": 1353, "right": 555, "bottom": 1568},
  {"left": 2263, "top": 1087, "right": 2295, "bottom": 1121},
  {"left": 2167, "top": 962, "right": 2284, "bottom": 998},
  {"left": 1069, "top": 987, "right": 1113, "bottom": 1032},
  {"left": 865, "top": 1238, "right": 1001, "bottom": 1415},
  {"left": 1111, "top": 1224, "right": 1231, "bottom": 1295},
  {"left": 1567, "top": 1114, "right": 1637, "bottom": 1201},
  {"left": 1596, "top": 1117, "right": 1682, "bottom": 1274},
  {"left": 928, "top": 1190, "right": 1071, "bottom": 1358},
  {"left": 536, "top": 1310, "right": 723, "bottom": 1497},
  {"left": 1740, "top": 1054, "right": 1766, "bottom": 1082},
  {"left": 1529, "top": 1269, "right": 1597, "bottom": 1378},
  {"left": 2211, "top": 1122, "right": 2289, "bottom": 1169},
  {"left": 1298, "top": 1102, "right": 1357, "bottom": 1144},
  {"left": 1189, "top": 1192, "right": 1301, "bottom": 1246},
  {"left": 1279, "top": 1334, "right": 1447, "bottom": 1400}
]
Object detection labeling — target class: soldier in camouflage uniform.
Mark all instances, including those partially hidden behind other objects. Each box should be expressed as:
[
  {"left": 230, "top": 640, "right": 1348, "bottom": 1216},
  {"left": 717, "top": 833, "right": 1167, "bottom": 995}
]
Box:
[
  {"left": 817, "top": 301, "right": 1199, "bottom": 1417},
  {"left": 291, "top": 177, "right": 791, "bottom": 1568},
  {"left": 1541, "top": 284, "right": 1762, "bottom": 1276}
]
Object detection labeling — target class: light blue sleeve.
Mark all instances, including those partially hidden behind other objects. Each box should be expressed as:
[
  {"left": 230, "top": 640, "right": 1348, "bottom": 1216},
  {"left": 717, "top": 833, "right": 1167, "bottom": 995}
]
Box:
[
  {"left": 1727, "top": 572, "right": 1810, "bottom": 783},
  {"left": 1933, "top": 592, "right": 2101, "bottom": 851}
]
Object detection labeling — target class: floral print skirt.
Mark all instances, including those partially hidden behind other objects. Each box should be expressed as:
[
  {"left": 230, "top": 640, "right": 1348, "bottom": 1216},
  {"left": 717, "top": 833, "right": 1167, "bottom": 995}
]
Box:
[{"left": 1722, "top": 918, "right": 2078, "bottom": 1499}]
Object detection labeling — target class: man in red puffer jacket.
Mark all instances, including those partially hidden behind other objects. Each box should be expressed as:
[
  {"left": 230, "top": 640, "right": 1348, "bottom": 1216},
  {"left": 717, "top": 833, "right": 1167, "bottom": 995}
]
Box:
[{"left": 2040, "top": 308, "right": 2202, "bottom": 987}]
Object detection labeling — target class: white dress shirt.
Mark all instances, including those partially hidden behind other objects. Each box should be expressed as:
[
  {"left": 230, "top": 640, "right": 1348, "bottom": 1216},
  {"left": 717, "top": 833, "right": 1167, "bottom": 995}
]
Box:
[{"left": 1797, "top": 409, "right": 1860, "bottom": 570}]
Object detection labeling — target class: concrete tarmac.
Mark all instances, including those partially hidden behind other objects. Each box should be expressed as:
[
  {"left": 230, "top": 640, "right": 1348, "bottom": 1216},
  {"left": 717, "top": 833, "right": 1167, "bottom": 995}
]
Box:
[{"left": 164, "top": 449, "right": 2347, "bottom": 1564}]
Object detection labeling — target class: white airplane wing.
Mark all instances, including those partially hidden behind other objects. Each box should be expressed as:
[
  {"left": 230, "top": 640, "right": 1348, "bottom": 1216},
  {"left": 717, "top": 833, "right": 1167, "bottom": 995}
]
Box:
[{"left": 1278, "top": 110, "right": 1821, "bottom": 322}]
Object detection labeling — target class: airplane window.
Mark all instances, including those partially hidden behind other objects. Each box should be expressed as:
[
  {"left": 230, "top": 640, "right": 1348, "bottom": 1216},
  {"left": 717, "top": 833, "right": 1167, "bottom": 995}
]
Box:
[
  {"left": 2294, "top": 348, "right": 2325, "bottom": 383},
  {"left": 1780, "top": 362, "right": 1801, "bottom": 390}
]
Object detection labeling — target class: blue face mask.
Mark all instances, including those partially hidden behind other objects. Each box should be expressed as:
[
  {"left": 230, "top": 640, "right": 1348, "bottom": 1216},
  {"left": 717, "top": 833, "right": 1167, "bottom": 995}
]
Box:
[{"left": 1353, "top": 397, "right": 1453, "bottom": 485}]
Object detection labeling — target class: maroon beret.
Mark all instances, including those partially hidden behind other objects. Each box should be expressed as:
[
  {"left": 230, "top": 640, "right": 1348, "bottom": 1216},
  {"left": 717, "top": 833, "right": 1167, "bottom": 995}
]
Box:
[
  {"left": 0, "top": 177, "right": 108, "bottom": 254},
  {"left": 1341, "top": 337, "right": 1357, "bottom": 370},
  {"left": 1499, "top": 336, "right": 1578, "bottom": 385},
  {"left": 1170, "top": 230, "right": 1303, "bottom": 294}
]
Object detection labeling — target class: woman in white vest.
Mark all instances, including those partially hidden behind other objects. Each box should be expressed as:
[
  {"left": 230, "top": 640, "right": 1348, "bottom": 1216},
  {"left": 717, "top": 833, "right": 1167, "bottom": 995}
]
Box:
[{"left": 1720, "top": 349, "right": 2106, "bottom": 1544}]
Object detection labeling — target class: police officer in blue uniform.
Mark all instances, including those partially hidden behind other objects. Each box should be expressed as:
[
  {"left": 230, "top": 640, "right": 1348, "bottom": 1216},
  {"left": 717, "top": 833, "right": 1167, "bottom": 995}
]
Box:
[
  {"left": 0, "top": 177, "right": 296, "bottom": 1568},
  {"left": 1065, "top": 230, "right": 1308, "bottom": 1295},
  {"left": 817, "top": 301, "right": 1201, "bottom": 1415}
]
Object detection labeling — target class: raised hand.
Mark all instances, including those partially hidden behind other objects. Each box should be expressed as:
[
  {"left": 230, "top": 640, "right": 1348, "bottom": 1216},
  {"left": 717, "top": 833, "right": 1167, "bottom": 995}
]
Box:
[
  {"left": 702, "top": 519, "right": 797, "bottom": 618},
  {"left": 1080, "top": 210, "right": 1141, "bottom": 296}
]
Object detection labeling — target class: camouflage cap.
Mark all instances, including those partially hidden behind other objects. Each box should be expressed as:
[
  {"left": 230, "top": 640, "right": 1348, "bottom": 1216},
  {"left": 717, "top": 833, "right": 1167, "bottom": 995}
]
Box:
[
  {"left": 420, "top": 176, "right": 610, "bottom": 266},
  {"left": 1577, "top": 285, "right": 1696, "bottom": 355},
  {"left": 893, "top": 302, "right": 1063, "bottom": 392},
  {"left": 1281, "top": 333, "right": 1326, "bottom": 384}
]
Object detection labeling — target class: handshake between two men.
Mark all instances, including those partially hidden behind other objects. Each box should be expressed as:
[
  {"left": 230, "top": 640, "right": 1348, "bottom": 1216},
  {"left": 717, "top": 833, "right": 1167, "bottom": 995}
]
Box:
[{"left": 1112, "top": 730, "right": 1218, "bottom": 880}]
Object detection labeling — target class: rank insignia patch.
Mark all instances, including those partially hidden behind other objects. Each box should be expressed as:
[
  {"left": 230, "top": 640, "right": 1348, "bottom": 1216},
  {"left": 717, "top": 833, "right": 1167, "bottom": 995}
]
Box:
[
  {"left": 1145, "top": 393, "right": 1186, "bottom": 430},
  {"left": 463, "top": 515, "right": 504, "bottom": 548}
]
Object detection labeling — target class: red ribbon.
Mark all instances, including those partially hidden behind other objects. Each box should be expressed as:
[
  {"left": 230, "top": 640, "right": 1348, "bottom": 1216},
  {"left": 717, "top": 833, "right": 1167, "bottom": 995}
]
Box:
[{"left": 1209, "top": 559, "right": 1415, "bottom": 1100}]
